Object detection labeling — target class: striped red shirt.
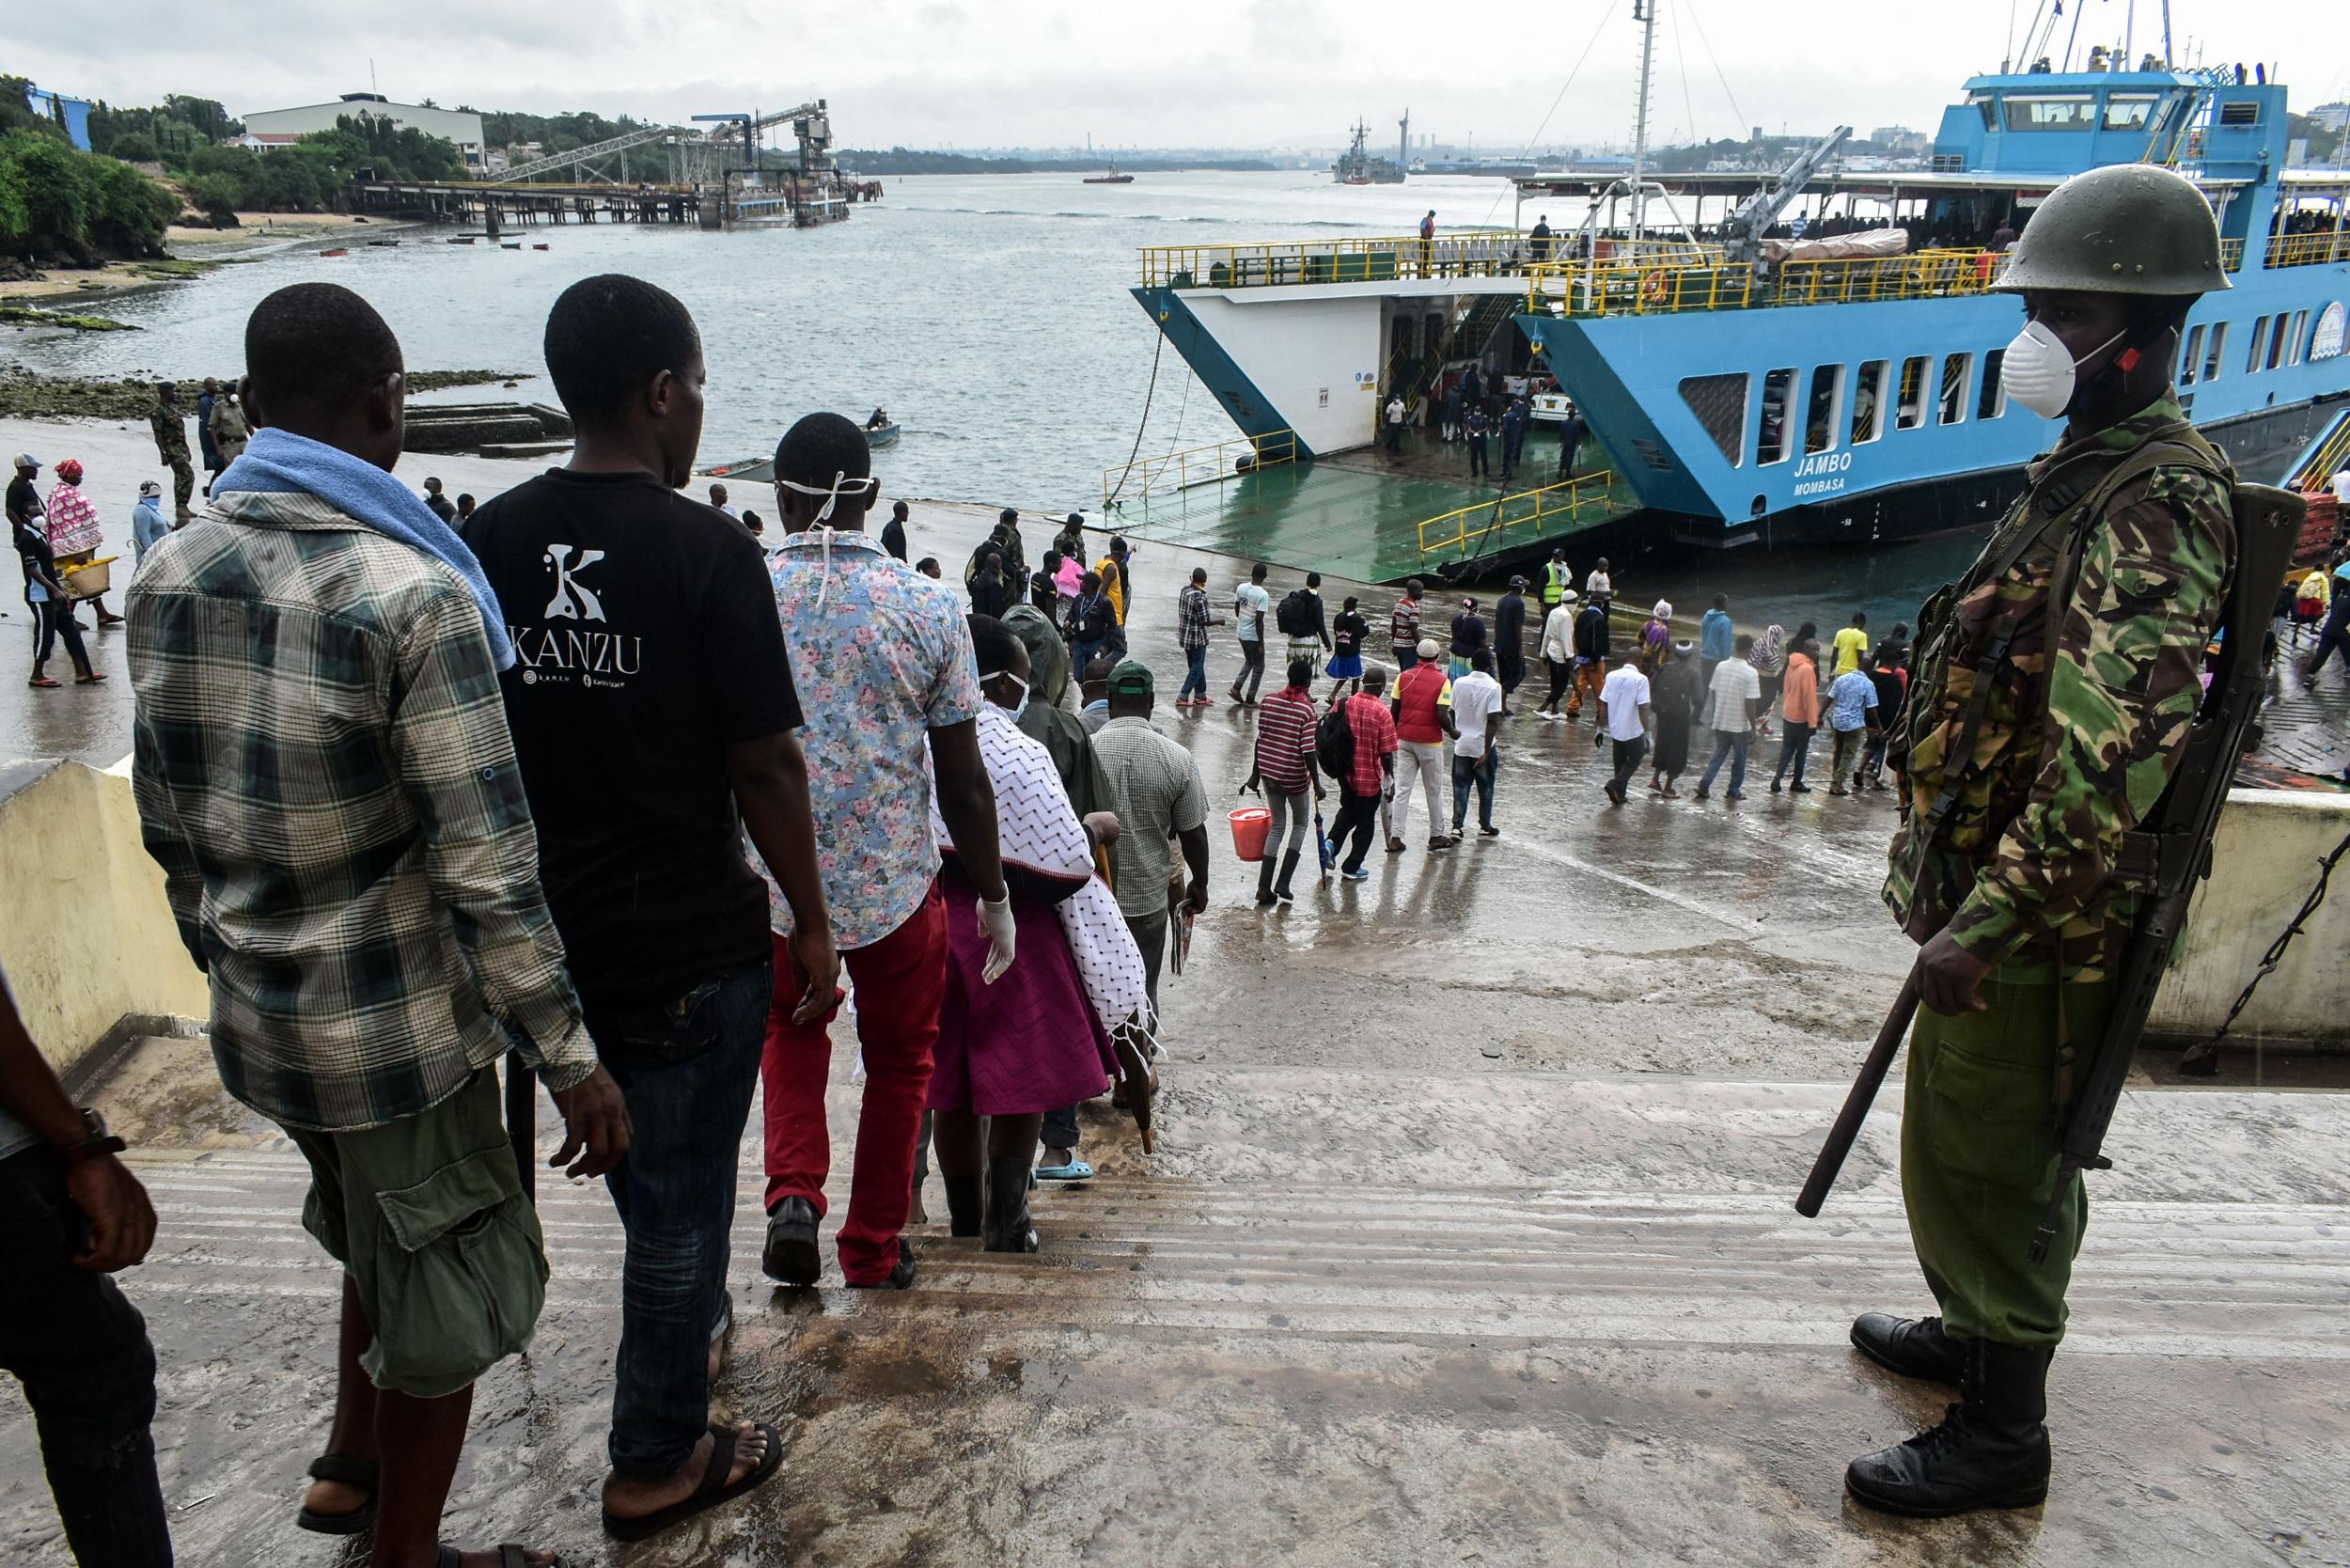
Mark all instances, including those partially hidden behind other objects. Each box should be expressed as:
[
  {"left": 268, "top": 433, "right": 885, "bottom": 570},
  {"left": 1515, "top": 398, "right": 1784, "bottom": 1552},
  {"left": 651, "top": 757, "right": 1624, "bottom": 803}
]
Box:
[
  {"left": 1343, "top": 692, "right": 1398, "bottom": 796},
  {"left": 1254, "top": 686, "right": 1318, "bottom": 793}
]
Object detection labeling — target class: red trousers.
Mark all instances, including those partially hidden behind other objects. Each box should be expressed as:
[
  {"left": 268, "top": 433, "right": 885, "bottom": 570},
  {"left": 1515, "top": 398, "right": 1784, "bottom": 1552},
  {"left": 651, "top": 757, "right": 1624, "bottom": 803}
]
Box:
[{"left": 760, "top": 885, "right": 946, "bottom": 1285}]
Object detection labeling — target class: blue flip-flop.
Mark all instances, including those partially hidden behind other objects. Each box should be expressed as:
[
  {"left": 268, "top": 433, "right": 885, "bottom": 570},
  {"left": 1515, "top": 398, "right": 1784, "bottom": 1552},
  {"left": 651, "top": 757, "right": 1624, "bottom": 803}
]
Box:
[{"left": 1035, "top": 1155, "right": 1095, "bottom": 1182}]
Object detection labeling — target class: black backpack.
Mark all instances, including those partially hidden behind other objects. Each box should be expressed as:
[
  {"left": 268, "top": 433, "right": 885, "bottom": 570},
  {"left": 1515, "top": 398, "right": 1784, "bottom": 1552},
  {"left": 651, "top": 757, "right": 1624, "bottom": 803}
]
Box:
[
  {"left": 1277, "top": 588, "right": 1314, "bottom": 635},
  {"left": 1315, "top": 699, "right": 1355, "bottom": 780}
]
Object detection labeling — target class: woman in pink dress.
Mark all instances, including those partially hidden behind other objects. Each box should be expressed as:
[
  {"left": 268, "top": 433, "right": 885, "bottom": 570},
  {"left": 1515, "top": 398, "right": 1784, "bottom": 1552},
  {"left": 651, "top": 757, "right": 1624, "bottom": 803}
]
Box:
[
  {"left": 45, "top": 459, "right": 120, "bottom": 627},
  {"left": 927, "top": 616, "right": 1148, "bottom": 1252}
]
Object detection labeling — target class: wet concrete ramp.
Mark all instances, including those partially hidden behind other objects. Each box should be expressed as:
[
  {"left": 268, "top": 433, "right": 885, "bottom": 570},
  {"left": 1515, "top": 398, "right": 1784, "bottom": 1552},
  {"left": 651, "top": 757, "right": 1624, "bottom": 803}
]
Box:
[{"left": 6, "top": 1061, "right": 2345, "bottom": 1568}]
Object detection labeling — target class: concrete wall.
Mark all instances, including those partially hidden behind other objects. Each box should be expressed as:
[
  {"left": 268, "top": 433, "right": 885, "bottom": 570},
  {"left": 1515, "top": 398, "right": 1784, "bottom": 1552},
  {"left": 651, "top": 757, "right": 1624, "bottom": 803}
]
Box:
[
  {"left": 1183, "top": 292, "right": 1384, "bottom": 454},
  {"left": 0, "top": 758, "right": 207, "bottom": 1076},
  {"left": 2151, "top": 788, "right": 2350, "bottom": 1045}
]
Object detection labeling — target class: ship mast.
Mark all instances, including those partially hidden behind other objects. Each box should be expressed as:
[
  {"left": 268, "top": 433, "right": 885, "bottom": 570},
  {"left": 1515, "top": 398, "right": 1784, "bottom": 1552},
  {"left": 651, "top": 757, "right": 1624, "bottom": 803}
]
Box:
[{"left": 1630, "top": 0, "right": 1658, "bottom": 243}]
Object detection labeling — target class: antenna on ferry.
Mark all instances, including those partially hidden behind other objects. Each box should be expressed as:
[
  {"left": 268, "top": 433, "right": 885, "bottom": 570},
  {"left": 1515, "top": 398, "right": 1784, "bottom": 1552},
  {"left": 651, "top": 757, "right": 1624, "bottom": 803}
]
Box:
[{"left": 1629, "top": 0, "right": 1658, "bottom": 244}]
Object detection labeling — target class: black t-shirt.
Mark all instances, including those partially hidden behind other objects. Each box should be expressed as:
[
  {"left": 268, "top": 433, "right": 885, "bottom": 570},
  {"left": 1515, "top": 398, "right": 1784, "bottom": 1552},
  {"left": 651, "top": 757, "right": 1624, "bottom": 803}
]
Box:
[
  {"left": 6, "top": 475, "right": 40, "bottom": 529},
  {"left": 469, "top": 468, "right": 802, "bottom": 1010},
  {"left": 425, "top": 492, "right": 456, "bottom": 522}
]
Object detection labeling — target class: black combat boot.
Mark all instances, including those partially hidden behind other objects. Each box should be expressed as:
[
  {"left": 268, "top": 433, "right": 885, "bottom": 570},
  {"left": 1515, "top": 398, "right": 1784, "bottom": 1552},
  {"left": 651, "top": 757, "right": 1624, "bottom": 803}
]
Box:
[
  {"left": 982, "top": 1154, "right": 1040, "bottom": 1253},
  {"left": 1845, "top": 1339, "right": 2052, "bottom": 1517},
  {"left": 943, "top": 1175, "right": 983, "bottom": 1238},
  {"left": 1851, "top": 1311, "right": 1966, "bottom": 1384}
]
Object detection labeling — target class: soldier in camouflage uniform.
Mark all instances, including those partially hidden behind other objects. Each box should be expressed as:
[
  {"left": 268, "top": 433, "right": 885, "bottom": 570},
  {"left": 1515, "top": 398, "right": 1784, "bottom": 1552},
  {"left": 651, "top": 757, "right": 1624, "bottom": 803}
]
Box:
[
  {"left": 1848, "top": 164, "right": 2237, "bottom": 1517},
  {"left": 149, "top": 382, "right": 194, "bottom": 517}
]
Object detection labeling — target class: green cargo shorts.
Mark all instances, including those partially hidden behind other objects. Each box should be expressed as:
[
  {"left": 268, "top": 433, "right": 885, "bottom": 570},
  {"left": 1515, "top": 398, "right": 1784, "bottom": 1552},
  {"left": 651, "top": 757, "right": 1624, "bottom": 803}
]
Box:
[{"left": 285, "top": 1069, "right": 549, "bottom": 1399}]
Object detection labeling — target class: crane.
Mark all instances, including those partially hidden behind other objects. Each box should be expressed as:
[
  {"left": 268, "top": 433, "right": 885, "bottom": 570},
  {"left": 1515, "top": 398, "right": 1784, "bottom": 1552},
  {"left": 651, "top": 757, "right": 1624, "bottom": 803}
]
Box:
[{"left": 1721, "top": 125, "right": 1853, "bottom": 265}]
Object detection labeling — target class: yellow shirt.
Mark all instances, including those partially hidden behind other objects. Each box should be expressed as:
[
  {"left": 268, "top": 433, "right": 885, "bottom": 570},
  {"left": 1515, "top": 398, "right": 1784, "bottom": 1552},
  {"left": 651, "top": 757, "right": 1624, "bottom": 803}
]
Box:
[
  {"left": 1831, "top": 626, "right": 1868, "bottom": 676},
  {"left": 1096, "top": 557, "right": 1125, "bottom": 622}
]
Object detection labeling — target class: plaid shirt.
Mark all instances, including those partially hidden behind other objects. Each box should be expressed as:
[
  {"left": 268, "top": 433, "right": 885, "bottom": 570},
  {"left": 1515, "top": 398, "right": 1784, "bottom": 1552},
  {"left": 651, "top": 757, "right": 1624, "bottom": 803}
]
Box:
[
  {"left": 128, "top": 488, "right": 599, "bottom": 1132},
  {"left": 1342, "top": 692, "right": 1398, "bottom": 796},
  {"left": 1178, "top": 582, "right": 1212, "bottom": 650}
]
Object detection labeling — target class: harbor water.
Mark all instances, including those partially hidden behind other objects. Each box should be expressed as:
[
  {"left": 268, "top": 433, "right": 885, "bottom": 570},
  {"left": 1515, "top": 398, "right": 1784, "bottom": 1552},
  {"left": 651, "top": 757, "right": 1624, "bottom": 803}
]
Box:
[{"left": 11, "top": 170, "right": 1988, "bottom": 628}]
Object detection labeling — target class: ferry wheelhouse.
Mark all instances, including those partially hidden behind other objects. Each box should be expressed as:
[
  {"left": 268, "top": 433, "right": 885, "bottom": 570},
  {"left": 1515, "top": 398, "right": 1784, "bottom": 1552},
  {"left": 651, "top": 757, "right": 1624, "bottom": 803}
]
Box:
[{"left": 1130, "top": 67, "right": 2349, "bottom": 570}]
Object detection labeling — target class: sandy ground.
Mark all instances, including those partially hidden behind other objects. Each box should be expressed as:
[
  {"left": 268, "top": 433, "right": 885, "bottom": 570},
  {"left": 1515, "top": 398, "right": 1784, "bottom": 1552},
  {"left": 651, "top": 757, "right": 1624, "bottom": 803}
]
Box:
[{"left": 1, "top": 213, "right": 412, "bottom": 305}]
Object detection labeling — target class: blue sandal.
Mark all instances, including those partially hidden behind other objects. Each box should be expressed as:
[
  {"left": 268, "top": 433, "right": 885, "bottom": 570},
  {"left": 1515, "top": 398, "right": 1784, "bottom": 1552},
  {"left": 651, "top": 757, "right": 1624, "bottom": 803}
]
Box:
[{"left": 1035, "top": 1153, "right": 1094, "bottom": 1182}]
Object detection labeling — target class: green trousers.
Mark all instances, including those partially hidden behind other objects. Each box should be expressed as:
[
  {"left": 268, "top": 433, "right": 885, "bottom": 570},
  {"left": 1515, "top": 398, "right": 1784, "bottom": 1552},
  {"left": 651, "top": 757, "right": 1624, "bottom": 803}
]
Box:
[{"left": 1901, "top": 965, "right": 2116, "bottom": 1350}]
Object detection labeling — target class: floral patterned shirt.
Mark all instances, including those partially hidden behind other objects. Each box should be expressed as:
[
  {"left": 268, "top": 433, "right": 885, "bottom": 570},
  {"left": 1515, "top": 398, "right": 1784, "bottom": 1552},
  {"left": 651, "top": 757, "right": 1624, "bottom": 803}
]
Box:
[{"left": 763, "top": 528, "right": 982, "bottom": 949}]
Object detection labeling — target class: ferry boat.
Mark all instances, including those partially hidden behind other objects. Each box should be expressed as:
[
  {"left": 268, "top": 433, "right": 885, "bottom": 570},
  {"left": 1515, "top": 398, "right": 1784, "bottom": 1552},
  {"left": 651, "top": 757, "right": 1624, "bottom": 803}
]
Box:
[{"left": 1130, "top": 61, "right": 2350, "bottom": 575}]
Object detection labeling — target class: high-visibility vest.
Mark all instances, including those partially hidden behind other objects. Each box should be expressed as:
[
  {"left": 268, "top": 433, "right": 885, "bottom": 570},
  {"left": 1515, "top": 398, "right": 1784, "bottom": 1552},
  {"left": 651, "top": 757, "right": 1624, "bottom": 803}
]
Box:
[{"left": 1543, "top": 559, "right": 1567, "bottom": 606}]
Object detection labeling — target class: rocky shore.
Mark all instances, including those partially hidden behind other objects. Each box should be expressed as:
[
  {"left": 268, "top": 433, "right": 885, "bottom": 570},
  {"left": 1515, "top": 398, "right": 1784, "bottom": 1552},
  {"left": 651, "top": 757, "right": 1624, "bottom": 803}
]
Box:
[{"left": 0, "top": 366, "right": 524, "bottom": 421}]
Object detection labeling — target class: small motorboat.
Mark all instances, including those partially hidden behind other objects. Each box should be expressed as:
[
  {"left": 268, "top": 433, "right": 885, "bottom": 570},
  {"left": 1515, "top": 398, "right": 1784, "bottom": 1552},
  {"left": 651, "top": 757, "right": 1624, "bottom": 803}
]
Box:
[
  {"left": 319, "top": 247, "right": 349, "bottom": 258},
  {"left": 501, "top": 242, "right": 522, "bottom": 249},
  {"left": 700, "top": 416, "right": 899, "bottom": 484},
  {"left": 366, "top": 239, "right": 401, "bottom": 247},
  {"left": 1084, "top": 164, "right": 1135, "bottom": 184},
  {"left": 447, "top": 236, "right": 477, "bottom": 244},
  {"left": 699, "top": 455, "right": 775, "bottom": 483},
  {"left": 531, "top": 243, "right": 550, "bottom": 251}
]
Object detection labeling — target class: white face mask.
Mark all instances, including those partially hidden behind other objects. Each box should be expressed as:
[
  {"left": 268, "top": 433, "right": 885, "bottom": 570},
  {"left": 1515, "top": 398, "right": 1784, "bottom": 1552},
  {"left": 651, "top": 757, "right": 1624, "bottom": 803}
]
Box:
[
  {"left": 2001, "top": 319, "right": 2126, "bottom": 419},
  {"left": 985, "top": 670, "right": 1029, "bottom": 722}
]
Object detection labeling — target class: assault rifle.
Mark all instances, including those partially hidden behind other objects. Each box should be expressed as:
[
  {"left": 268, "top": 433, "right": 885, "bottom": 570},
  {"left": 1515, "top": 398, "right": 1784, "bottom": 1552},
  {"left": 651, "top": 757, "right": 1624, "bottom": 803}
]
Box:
[{"left": 1795, "top": 480, "right": 2305, "bottom": 1251}]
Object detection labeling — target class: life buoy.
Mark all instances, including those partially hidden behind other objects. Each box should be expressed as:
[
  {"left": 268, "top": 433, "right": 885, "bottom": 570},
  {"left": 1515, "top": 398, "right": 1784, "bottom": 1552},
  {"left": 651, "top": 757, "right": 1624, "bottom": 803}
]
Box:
[{"left": 1641, "top": 268, "right": 1670, "bottom": 307}]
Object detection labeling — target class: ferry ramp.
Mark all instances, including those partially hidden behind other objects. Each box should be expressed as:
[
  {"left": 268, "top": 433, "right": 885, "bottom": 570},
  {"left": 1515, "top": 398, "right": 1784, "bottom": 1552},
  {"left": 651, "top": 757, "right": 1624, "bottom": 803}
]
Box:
[{"left": 1104, "top": 445, "right": 1641, "bottom": 585}]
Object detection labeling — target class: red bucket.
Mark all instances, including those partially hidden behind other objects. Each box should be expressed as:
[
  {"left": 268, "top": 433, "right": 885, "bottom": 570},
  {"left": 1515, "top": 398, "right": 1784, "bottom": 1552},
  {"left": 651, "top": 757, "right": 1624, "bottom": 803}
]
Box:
[{"left": 1229, "top": 807, "right": 1272, "bottom": 862}]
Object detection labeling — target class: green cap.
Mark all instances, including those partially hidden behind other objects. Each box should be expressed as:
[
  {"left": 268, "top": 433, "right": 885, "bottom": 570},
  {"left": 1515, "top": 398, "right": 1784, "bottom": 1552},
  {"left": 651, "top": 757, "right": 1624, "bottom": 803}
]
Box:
[
  {"left": 1992, "top": 163, "right": 2232, "bottom": 297},
  {"left": 1106, "top": 660, "right": 1155, "bottom": 696}
]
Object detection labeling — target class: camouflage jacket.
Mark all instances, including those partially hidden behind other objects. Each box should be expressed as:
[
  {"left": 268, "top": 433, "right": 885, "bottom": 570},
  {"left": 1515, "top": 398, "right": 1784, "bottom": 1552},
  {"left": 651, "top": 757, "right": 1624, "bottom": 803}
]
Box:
[
  {"left": 1883, "top": 395, "right": 2234, "bottom": 981},
  {"left": 150, "top": 404, "right": 189, "bottom": 459}
]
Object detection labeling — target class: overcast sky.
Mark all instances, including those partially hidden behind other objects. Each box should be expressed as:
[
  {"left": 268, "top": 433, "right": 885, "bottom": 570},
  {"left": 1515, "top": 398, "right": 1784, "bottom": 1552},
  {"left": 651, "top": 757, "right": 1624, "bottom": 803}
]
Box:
[{"left": 28, "top": 1, "right": 2350, "bottom": 151}]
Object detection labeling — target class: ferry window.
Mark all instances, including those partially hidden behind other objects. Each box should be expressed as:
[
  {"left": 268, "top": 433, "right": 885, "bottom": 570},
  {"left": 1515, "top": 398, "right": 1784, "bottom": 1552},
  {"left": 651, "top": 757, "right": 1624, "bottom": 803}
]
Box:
[
  {"left": 2201, "top": 322, "right": 2227, "bottom": 383},
  {"left": 2246, "top": 316, "right": 2269, "bottom": 372},
  {"left": 2179, "top": 325, "right": 2205, "bottom": 385},
  {"left": 1757, "top": 368, "right": 1797, "bottom": 465},
  {"left": 1896, "top": 355, "right": 1930, "bottom": 430},
  {"left": 1977, "top": 349, "right": 2007, "bottom": 417},
  {"left": 2103, "top": 97, "right": 2155, "bottom": 131},
  {"left": 2267, "top": 314, "right": 2289, "bottom": 370},
  {"left": 1977, "top": 100, "right": 1997, "bottom": 132},
  {"left": 1939, "top": 354, "right": 1971, "bottom": 425},
  {"left": 2217, "top": 101, "right": 2261, "bottom": 126},
  {"left": 2287, "top": 309, "right": 2309, "bottom": 367},
  {"left": 1806, "top": 364, "right": 1844, "bottom": 454},
  {"left": 1679, "top": 372, "right": 1748, "bottom": 467},
  {"left": 1852, "top": 360, "right": 1888, "bottom": 445},
  {"left": 2005, "top": 96, "right": 2096, "bottom": 133}
]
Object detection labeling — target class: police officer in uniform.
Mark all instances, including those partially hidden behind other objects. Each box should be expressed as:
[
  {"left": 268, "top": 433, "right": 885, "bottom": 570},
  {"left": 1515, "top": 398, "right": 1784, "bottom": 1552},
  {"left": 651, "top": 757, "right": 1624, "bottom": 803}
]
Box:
[{"left": 1854, "top": 163, "right": 2237, "bottom": 1516}]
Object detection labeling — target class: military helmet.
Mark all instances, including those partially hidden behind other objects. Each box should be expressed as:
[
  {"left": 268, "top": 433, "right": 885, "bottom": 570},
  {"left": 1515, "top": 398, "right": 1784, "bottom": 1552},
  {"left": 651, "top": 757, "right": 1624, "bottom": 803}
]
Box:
[{"left": 1992, "top": 163, "right": 2232, "bottom": 296}]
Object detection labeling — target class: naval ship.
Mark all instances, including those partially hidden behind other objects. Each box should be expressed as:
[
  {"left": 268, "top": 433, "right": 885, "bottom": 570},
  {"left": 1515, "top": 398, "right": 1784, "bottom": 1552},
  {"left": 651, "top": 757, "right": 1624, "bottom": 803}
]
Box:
[{"left": 1129, "top": 57, "right": 2350, "bottom": 573}]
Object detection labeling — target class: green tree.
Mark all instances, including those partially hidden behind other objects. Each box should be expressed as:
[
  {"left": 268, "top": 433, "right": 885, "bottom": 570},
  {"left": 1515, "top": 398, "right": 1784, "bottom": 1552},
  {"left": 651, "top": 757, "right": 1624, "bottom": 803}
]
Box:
[
  {"left": 185, "top": 172, "right": 242, "bottom": 227},
  {"left": 106, "top": 131, "right": 160, "bottom": 164},
  {"left": 161, "top": 94, "right": 237, "bottom": 142}
]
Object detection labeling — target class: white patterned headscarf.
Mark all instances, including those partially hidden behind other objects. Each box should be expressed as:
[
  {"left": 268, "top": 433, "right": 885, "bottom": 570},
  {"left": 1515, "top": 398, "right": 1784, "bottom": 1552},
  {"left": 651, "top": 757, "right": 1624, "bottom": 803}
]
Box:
[{"left": 931, "top": 704, "right": 1153, "bottom": 1055}]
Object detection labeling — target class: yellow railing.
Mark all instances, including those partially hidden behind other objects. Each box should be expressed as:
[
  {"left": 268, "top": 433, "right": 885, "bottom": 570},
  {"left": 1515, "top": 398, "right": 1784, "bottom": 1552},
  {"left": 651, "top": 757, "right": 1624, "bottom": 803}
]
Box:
[
  {"left": 1522, "top": 246, "right": 2013, "bottom": 319},
  {"left": 2292, "top": 414, "right": 2350, "bottom": 493},
  {"left": 2220, "top": 237, "right": 2247, "bottom": 272},
  {"left": 1103, "top": 429, "right": 1298, "bottom": 509},
  {"left": 2265, "top": 230, "right": 2350, "bottom": 270},
  {"left": 1136, "top": 232, "right": 1720, "bottom": 290},
  {"left": 1416, "top": 471, "right": 1618, "bottom": 561}
]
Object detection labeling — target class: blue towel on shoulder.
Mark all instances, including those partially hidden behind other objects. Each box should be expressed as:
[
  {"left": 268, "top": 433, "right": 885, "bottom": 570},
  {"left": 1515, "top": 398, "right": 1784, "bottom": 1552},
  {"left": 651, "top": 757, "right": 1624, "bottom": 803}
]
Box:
[{"left": 214, "top": 426, "right": 513, "bottom": 669}]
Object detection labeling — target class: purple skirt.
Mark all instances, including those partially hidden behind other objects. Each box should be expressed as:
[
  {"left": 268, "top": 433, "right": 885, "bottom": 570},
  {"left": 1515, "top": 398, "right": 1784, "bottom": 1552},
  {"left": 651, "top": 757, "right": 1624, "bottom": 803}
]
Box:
[{"left": 929, "top": 879, "right": 1118, "bottom": 1116}]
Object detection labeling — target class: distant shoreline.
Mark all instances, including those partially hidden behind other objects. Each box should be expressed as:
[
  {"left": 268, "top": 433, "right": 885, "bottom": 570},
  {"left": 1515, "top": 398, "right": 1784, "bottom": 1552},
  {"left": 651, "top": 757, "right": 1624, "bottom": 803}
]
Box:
[{"left": 838, "top": 151, "right": 1284, "bottom": 177}]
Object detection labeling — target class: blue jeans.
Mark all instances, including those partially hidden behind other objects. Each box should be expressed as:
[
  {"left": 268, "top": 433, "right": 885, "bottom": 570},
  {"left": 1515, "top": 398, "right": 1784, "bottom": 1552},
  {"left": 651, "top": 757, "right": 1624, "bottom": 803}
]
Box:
[
  {"left": 1450, "top": 748, "right": 1496, "bottom": 832},
  {"left": 1772, "top": 722, "right": 1813, "bottom": 787},
  {"left": 1179, "top": 642, "right": 1209, "bottom": 700},
  {"left": 1392, "top": 645, "right": 1418, "bottom": 673},
  {"left": 582, "top": 961, "right": 773, "bottom": 1480},
  {"left": 1698, "top": 729, "right": 1751, "bottom": 795}
]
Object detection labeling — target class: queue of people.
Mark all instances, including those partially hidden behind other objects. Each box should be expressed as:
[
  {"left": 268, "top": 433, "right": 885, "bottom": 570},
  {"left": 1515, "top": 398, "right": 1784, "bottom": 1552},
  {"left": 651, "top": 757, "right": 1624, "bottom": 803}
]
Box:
[{"left": 2, "top": 275, "right": 1183, "bottom": 1568}]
